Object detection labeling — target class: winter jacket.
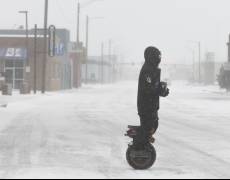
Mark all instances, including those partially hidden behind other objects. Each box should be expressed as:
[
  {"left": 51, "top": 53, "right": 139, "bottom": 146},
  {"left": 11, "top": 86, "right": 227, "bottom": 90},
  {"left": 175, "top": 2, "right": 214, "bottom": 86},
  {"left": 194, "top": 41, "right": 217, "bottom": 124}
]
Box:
[{"left": 137, "top": 60, "right": 161, "bottom": 115}]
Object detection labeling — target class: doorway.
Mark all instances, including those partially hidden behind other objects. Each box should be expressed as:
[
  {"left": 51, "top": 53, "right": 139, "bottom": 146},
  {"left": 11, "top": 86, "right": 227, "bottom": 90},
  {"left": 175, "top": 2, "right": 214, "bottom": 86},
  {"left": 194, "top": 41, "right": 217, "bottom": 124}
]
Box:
[{"left": 5, "top": 59, "right": 24, "bottom": 89}]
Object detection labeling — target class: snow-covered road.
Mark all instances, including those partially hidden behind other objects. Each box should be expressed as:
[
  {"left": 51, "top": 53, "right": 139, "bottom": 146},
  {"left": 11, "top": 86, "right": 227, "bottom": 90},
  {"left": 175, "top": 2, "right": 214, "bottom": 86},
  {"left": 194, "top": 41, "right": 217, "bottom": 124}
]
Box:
[{"left": 0, "top": 81, "right": 230, "bottom": 179}]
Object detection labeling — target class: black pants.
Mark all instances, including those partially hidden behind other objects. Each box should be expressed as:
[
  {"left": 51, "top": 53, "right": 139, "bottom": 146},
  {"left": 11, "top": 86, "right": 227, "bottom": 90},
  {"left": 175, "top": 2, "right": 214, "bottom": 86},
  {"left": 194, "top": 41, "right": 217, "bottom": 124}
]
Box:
[
  {"left": 134, "top": 112, "right": 159, "bottom": 147},
  {"left": 140, "top": 112, "right": 159, "bottom": 133}
]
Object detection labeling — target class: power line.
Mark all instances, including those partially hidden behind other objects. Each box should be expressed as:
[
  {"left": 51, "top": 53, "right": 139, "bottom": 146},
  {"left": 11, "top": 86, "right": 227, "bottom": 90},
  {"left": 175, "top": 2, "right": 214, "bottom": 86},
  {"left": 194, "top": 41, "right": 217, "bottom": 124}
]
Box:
[
  {"left": 55, "top": 0, "right": 74, "bottom": 24},
  {"left": 81, "top": 0, "right": 103, "bottom": 8}
]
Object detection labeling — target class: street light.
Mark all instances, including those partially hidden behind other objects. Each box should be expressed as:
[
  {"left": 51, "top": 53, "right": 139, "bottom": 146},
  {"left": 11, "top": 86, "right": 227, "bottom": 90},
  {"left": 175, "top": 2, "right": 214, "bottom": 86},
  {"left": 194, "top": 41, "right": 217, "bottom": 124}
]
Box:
[
  {"left": 76, "top": 0, "right": 104, "bottom": 84},
  {"left": 188, "top": 41, "right": 201, "bottom": 83},
  {"left": 76, "top": 0, "right": 104, "bottom": 47},
  {"left": 18, "top": 10, "right": 29, "bottom": 84},
  {"left": 85, "top": 16, "right": 104, "bottom": 84},
  {"left": 81, "top": 0, "right": 104, "bottom": 8},
  {"left": 186, "top": 47, "right": 196, "bottom": 82},
  {"left": 101, "top": 42, "right": 104, "bottom": 84},
  {"left": 85, "top": 16, "right": 104, "bottom": 56},
  {"left": 42, "top": 0, "right": 49, "bottom": 94}
]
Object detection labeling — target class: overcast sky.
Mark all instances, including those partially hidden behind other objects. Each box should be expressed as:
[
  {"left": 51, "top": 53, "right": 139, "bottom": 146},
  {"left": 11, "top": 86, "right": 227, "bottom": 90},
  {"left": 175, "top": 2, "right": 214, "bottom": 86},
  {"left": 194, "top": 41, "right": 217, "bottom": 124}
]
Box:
[{"left": 0, "top": 0, "right": 230, "bottom": 64}]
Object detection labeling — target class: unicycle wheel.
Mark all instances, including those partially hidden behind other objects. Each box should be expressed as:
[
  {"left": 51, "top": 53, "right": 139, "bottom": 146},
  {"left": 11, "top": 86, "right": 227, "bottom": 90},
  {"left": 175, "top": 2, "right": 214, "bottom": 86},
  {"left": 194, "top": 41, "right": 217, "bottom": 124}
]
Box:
[{"left": 126, "top": 144, "right": 156, "bottom": 170}]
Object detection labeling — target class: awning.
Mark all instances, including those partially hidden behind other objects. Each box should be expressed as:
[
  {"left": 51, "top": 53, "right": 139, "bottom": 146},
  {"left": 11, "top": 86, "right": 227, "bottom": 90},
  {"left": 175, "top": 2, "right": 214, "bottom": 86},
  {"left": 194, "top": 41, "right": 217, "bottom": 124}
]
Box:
[{"left": 0, "top": 48, "right": 27, "bottom": 60}]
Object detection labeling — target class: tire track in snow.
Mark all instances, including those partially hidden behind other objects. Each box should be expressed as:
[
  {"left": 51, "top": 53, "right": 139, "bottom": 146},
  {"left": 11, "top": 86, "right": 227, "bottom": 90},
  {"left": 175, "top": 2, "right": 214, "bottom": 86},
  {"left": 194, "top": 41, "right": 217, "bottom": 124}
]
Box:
[
  {"left": 0, "top": 113, "right": 33, "bottom": 178},
  {"left": 158, "top": 132, "right": 230, "bottom": 179},
  {"left": 158, "top": 103, "right": 230, "bottom": 178},
  {"left": 0, "top": 113, "right": 48, "bottom": 179}
]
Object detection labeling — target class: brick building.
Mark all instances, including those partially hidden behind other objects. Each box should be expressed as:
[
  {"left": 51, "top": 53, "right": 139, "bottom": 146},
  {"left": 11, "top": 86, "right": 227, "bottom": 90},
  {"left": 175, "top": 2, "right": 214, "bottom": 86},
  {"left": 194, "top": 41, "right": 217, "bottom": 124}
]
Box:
[{"left": 0, "top": 29, "right": 74, "bottom": 91}]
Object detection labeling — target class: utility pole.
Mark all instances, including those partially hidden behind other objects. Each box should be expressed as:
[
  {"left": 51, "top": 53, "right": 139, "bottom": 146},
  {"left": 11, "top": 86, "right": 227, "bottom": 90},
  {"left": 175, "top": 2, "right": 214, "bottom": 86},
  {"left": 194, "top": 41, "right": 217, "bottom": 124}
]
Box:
[
  {"left": 109, "top": 39, "right": 112, "bottom": 61},
  {"left": 34, "top": 24, "right": 38, "bottom": 94},
  {"left": 188, "top": 41, "right": 201, "bottom": 83},
  {"left": 85, "top": 15, "right": 104, "bottom": 84},
  {"left": 192, "top": 50, "right": 195, "bottom": 82},
  {"left": 18, "top": 10, "right": 29, "bottom": 83},
  {"left": 25, "top": 12, "right": 29, "bottom": 69},
  {"left": 228, "top": 34, "right": 230, "bottom": 63},
  {"left": 42, "top": 0, "right": 48, "bottom": 94},
  {"left": 85, "top": 15, "right": 89, "bottom": 84},
  {"left": 198, "top": 42, "right": 201, "bottom": 83},
  {"left": 108, "top": 39, "right": 112, "bottom": 83},
  {"left": 26, "top": 12, "right": 28, "bottom": 67},
  {"left": 77, "top": 1, "right": 80, "bottom": 46},
  {"left": 101, "top": 42, "right": 104, "bottom": 84}
]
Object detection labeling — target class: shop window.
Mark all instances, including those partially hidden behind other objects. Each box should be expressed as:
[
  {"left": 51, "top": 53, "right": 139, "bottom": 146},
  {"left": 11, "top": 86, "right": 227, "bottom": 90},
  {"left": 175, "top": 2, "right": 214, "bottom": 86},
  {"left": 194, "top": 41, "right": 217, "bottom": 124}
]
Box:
[
  {"left": 15, "top": 80, "right": 23, "bottom": 89},
  {"left": 5, "top": 60, "right": 14, "bottom": 67},
  {"left": 5, "top": 69, "right": 13, "bottom": 83},
  {"left": 15, "top": 60, "right": 24, "bottom": 68},
  {"left": 15, "top": 69, "right": 23, "bottom": 79}
]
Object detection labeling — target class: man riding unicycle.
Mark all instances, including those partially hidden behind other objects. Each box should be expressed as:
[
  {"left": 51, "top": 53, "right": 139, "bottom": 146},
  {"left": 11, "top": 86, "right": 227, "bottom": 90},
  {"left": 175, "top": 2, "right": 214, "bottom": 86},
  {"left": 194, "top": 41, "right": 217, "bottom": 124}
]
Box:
[{"left": 126, "top": 46, "right": 169, "bottom": 170}]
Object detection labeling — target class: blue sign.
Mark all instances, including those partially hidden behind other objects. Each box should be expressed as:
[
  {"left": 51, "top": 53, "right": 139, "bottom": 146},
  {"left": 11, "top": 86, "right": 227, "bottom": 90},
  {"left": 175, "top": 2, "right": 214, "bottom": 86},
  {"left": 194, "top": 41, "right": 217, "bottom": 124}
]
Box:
[
  {"left": 0, "top": 48, "right": 27, "bottom": 60},
  {"left": 55, "top": 43, "right": 65, "bottom": 56}
]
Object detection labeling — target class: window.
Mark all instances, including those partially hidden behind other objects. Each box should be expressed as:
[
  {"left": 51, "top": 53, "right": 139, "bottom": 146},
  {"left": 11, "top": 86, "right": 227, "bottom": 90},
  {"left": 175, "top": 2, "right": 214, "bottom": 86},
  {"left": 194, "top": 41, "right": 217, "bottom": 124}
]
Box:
[
  {"left": 15, "top": 80, "right": 23, "bottom": 89},
  {"left": 15, "top": 60, "right": 24, "bottom": 68},
  {"left": 15, "top": 69, "right": 23, "bottom": 79},
  {"left": 5, "top": 60, "right": 14, "bottom": 67}
]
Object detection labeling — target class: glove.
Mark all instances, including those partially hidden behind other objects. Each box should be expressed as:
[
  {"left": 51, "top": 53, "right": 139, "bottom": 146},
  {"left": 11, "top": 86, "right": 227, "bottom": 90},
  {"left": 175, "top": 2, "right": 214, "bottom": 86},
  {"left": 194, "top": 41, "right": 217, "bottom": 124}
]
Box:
[{"left": 159, "top": 82, "right": 170, "bottom": 97}]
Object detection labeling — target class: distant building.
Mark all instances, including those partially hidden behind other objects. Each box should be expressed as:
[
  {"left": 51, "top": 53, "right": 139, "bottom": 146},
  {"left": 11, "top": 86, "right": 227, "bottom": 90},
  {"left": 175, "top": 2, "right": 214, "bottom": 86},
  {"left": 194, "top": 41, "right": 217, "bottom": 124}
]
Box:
[
  {"left": 0, "top": 29, "right": 73, "bottom": 91},
  {"left": 169, "top": 64, "right": 192, "bottom": 81},
  {"left": 203, "top": 52, "right": 215, "bottom": 85},
  {"left": 82, "top": 55, "right": 117, "bottom": 84},
  {"left": 118, "top": 62, "right": 141, "bottom": 81},
  {"left": 69, "top": 42, "right": 85, "bottom": 88}
]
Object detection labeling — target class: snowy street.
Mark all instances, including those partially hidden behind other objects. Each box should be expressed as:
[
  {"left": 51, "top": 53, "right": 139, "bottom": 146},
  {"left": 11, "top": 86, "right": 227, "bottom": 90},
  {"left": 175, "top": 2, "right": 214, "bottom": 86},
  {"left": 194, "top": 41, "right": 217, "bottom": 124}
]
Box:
[{"left": 0, "top": 81, "right": 230, "bottom": 179}]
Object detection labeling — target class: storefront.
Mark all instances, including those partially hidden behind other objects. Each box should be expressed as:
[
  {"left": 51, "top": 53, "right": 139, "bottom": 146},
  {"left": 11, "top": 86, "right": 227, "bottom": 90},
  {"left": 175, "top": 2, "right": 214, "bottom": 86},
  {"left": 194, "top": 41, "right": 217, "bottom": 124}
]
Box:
[
  {"left": 0, "top": 48, "right": 26, "bottom": 89},
  {"left": 0, "top": 29, "right": 75, "bottom": 91}
]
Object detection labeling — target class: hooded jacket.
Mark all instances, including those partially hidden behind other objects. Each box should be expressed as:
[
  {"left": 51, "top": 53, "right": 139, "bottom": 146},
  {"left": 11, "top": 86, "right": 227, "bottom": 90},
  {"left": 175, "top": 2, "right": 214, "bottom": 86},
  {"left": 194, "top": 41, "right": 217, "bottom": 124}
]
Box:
[{"left": 137, "top": 48, "right": 161, "bottom": 115}]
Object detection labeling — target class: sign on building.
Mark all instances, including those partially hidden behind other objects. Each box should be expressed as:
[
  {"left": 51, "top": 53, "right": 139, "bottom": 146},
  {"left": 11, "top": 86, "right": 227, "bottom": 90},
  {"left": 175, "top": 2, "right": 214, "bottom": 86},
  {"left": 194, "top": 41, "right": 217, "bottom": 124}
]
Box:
[{"left": 1, "top": 48, "right": 27, "bottom": 60}]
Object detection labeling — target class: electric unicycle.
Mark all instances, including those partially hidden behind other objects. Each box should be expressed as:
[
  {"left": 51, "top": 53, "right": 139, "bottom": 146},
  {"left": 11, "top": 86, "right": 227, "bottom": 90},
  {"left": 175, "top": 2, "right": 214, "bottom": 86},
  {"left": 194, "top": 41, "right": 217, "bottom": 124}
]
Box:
[{"left": 125, "top": 125, "right": 157, "bottom": 170}]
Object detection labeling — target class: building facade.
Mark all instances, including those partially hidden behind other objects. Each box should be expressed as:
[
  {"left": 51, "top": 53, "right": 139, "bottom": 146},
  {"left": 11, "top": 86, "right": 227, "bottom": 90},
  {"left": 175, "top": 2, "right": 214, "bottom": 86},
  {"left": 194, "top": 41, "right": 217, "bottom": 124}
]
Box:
[
  {"left": 81, "top": 55, "right": 117, "bottom": 84},
  {"left": 69, "top": 42, "right": 85, "bottom": 88},
  {"left": 0, "top": 29, "right": 74, "bottom": 91}
]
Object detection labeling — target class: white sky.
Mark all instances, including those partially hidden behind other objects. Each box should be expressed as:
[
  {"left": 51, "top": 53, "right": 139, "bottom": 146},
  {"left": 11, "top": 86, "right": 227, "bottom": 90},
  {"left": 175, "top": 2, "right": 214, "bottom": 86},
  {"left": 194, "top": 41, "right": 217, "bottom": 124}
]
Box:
[{"left": 0, "top": 0, "right": 230, "bottom": 64}]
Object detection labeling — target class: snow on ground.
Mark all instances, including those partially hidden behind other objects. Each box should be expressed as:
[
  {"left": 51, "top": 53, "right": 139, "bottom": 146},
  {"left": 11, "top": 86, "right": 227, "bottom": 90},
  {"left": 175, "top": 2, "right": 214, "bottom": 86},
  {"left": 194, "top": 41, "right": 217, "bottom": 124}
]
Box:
[{"left": 0, "top": 81, "right": 230, "bottom": 179}]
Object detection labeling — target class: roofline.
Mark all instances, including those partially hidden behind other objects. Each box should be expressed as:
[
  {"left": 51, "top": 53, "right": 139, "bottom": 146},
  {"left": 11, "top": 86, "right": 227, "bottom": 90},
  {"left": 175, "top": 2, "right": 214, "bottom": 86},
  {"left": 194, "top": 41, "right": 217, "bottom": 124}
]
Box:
[
  {"left": 0, "top": 35, "right": 45, "bottom": 38},
  {"left": 0, "top": 28, "right": 70, "bottom": 36}
]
